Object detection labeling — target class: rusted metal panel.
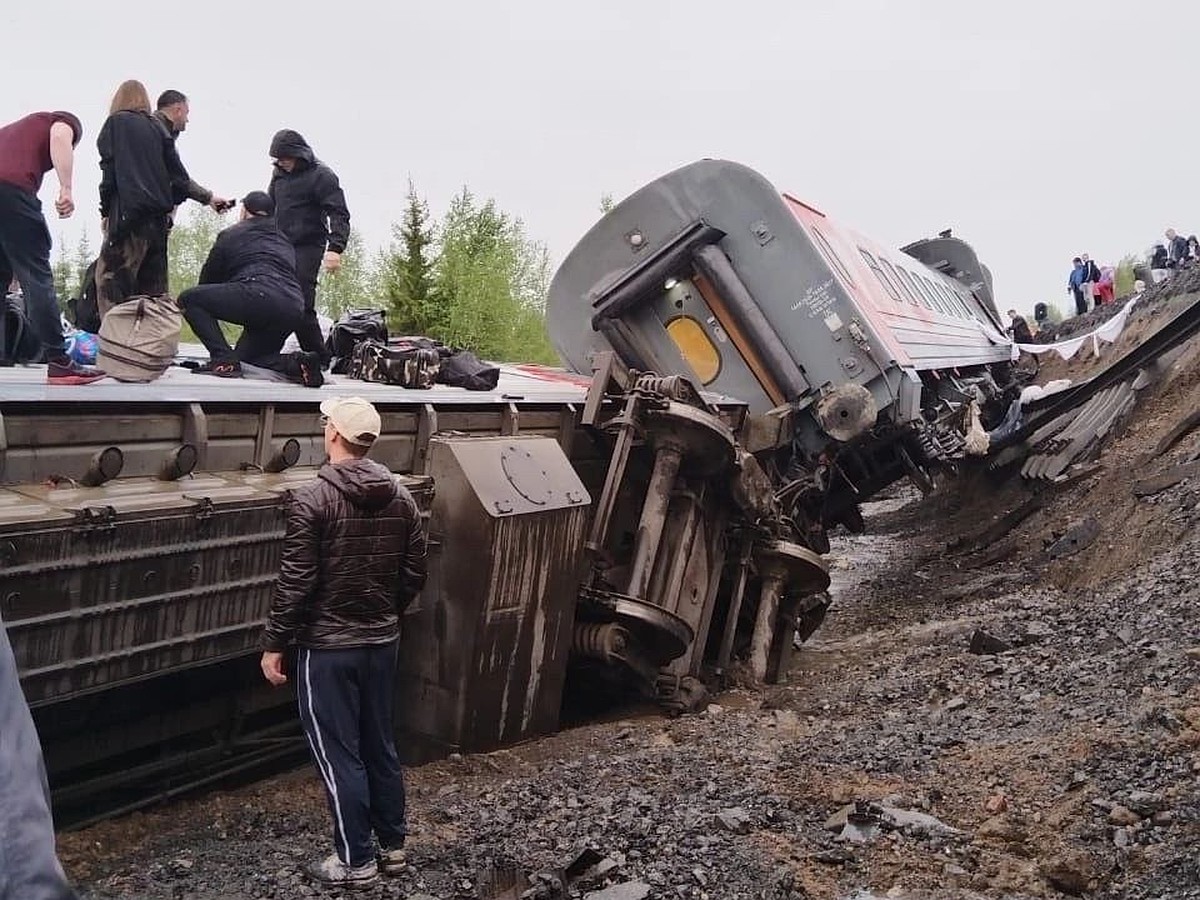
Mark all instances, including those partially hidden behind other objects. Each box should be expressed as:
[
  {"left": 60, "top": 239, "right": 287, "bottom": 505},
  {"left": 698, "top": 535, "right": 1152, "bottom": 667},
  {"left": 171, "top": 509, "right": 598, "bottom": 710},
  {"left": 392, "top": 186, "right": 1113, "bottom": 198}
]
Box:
[
  {"left": 395, "top": 435, "right": 591, "bottom": 761},
  {"left": 3, "top": 477, "right": 284, "bottom": 705},
  {"left": 1, "top": 470, "right": 433, "bottom": 706}
]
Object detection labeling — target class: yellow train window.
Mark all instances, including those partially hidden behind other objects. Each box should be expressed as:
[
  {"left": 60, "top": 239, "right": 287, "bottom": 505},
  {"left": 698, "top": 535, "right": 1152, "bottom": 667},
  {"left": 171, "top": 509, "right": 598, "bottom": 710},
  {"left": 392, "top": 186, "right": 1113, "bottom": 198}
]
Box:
[{"left": 666, "top": 316, "right": 721, "bottom": 384}]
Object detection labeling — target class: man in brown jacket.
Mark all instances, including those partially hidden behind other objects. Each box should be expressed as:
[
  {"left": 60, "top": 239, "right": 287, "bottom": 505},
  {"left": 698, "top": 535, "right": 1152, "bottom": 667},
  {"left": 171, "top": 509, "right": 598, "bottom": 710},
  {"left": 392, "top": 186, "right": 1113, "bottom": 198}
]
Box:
[{"left": 260, "top": 396, "right": 426, "bottom": 890}]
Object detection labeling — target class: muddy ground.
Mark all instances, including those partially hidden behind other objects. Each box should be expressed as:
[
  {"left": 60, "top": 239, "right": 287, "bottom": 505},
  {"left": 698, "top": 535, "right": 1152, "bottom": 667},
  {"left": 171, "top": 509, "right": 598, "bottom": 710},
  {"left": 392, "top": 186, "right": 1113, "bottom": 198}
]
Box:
[{"left": 59, "top": 302, "right": 1200, "bottom": 899}]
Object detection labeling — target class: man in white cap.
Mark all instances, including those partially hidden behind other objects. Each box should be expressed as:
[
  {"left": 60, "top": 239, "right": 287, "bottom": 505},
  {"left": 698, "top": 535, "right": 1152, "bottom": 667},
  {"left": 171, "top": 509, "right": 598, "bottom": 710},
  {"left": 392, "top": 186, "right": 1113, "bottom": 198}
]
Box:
[{"left": 260, "top": 397, "right": 427, "bottom": 889}]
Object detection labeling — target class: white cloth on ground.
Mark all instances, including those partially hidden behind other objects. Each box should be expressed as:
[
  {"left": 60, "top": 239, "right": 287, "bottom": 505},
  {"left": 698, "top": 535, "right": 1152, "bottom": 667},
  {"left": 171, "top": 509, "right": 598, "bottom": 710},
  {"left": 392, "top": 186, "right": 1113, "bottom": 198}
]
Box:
[{"left": 1009, "top": 294, "right": 1140, "bottom": 362}]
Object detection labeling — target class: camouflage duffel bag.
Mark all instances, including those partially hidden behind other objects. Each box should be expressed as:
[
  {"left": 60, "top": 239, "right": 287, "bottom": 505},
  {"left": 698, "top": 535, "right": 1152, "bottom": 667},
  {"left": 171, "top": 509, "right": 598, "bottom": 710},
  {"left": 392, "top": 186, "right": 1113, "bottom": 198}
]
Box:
[{"left": 347, "top": 338, "right": 440, "bottom": 389}]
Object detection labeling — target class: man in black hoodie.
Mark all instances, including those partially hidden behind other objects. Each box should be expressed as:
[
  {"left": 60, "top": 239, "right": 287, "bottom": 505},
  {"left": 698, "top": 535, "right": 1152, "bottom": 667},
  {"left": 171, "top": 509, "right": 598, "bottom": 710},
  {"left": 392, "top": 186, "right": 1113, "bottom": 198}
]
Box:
[
  {"left": 267, "top": 130, "right": 350, "bottom": 366},
  {"left": 178, "top": 191, "right": 321, "bottom": 384},
  {"left": 260, "top": 397, "right": 426, "bottom": 889}
]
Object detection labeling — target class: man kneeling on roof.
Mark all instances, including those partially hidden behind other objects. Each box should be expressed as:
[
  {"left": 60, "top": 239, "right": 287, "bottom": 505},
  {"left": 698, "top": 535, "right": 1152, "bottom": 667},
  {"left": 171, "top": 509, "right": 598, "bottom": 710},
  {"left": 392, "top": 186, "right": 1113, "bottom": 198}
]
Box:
[{"left": 179, "top": 191, "right": 322, "bottom": 386}]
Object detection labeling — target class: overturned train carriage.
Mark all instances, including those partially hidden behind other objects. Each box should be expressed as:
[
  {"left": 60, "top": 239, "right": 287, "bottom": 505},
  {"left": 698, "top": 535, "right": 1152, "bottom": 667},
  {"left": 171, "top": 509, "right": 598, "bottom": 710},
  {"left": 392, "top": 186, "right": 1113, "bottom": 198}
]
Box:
[
  {"left": 0, "top": 374, "right": 598, "bottom": 814},
  {"left": 548, "top": 159, "right": 1017, "bottom": 551},
  {"left": 1, "top": 361, "right": 812, "bottom": 818},
  {"left": 4, "top": 159, "right": 1014, "bottom": 818}
]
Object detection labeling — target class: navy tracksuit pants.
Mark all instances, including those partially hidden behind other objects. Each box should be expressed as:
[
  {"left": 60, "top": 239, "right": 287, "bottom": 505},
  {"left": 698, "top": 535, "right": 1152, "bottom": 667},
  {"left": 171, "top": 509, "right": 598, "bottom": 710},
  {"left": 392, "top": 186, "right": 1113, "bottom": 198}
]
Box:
[{"left": 295, "top": 641, "right": 407, "bottom": 867}]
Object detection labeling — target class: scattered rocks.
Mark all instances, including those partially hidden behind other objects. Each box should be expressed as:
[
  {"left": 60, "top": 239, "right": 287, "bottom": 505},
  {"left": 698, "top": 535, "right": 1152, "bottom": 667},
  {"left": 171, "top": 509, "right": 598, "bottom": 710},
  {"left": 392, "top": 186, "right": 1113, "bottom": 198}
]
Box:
[
  {"left": 1124, "top": 791, "right": 1165, "bottom": 817},
  {"left": 714, "top": 806, "right": 751, "bottom": 834},
  {"left": 975, "top": 814, "right": 1027, "bottom": 846},
  {"left": 1041, "top": 850, "right": 1097, "bottom": 896},
  {"left": 1107, "top": 805, "right": 1141, "bottom": 826},
  {"left": 584, "top": 882, "right": 651, "bottom": 900},
  {"left": 969, "top": 628, "right": 1013, "bottom": 655},
  {"left": 62, "top": 430, "right": 1200, "bottom": 900},
  {"left": 1152, "top": 810, "right": 1175, "bottom": 828}
]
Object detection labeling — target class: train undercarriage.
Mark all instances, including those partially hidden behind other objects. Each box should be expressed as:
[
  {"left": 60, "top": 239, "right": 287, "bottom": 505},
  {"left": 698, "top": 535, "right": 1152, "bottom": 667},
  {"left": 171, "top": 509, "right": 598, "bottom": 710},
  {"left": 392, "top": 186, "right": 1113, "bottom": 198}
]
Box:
[{"left": 1, "top": 359, "right": 836, "bottom": 822}]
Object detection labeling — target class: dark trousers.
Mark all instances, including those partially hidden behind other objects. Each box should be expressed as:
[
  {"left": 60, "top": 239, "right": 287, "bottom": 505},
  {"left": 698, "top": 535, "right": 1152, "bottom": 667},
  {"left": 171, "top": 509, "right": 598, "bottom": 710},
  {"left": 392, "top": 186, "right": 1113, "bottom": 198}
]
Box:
[
  {"left": 295, "top": 642, "right": 407, "bottom": 867},
  {"left": 0, "top": 183, "right": 66, "bottom": 357},
  {"left": 1071, "top": 287, "right": 1086, "bottom": 316},
  {"left": 0, "top": 611, "right": 78, "bottom": 899},
  {"left": 293, "top": 243, "right": 329, "bottom": 362},
  {"left": 0, "top": 243, "right": 11, "bottom": 292},
  {"left": 179, "top": 282, "right": 300, "bottom": 369},
  {"left": 96, "top": 215, "right": 169, "bottom": 313}
]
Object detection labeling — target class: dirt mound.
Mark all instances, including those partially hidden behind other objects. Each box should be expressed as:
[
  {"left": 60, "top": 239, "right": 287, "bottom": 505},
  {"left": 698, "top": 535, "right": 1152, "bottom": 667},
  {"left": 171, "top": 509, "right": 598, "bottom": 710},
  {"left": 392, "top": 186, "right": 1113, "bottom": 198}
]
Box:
[{"left": 1030, "top": 273, "right": 1200, "bottom": 387}]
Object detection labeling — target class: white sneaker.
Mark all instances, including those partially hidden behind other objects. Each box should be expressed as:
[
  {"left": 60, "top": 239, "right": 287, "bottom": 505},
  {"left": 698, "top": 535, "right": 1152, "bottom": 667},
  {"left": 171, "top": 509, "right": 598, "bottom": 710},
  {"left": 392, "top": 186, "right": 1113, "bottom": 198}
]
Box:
[
  {"left": 378, "top": 846, "right": 408, "bottom": 876},
  {"left": 308, "top": 853, "right": 380, "bottom": 890}
]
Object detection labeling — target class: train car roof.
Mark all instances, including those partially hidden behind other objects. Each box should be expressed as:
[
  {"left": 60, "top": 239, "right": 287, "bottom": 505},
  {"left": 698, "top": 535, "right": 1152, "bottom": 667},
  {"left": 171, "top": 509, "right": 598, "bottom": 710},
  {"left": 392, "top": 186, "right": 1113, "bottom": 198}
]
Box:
[
  {"left": 0, "top": 361, "right": 592, "bottom": 407},
  {"left": 0, "top": 359, "right": 748, "bottom": 411}
]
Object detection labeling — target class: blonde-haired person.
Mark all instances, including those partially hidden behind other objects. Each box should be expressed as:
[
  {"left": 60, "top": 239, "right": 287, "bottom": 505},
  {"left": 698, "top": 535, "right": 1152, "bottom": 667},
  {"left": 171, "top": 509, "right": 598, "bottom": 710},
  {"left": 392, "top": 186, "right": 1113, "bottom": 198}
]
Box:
[{"left": 95, "top": 79, "right": 187, "bottom": 314}]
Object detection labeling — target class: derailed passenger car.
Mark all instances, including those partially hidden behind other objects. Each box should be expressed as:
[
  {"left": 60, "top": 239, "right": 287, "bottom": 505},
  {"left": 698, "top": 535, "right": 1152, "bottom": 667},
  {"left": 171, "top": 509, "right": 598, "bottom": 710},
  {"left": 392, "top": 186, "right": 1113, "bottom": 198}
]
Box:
[
  {"left": 548, "top": 159, "right": 1017, "bottom": 551},
  {"left": 4, "top": 159, "right": 1018, "bottom": 820}
]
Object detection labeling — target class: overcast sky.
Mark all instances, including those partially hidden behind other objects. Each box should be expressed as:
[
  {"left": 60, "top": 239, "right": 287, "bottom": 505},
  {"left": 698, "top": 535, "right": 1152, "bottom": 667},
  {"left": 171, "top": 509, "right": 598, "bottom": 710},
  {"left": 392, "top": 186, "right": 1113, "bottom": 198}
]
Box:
[{"left": 4, "top": 0, "right": 1196, "bottom": 320}]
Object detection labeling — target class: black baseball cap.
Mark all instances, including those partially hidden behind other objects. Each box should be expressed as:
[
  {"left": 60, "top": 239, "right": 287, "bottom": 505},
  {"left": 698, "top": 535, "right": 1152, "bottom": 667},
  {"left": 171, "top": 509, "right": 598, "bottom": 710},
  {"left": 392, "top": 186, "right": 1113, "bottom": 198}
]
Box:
[{"left": 242, "top": 191, "right": 274, "bottom": 216}]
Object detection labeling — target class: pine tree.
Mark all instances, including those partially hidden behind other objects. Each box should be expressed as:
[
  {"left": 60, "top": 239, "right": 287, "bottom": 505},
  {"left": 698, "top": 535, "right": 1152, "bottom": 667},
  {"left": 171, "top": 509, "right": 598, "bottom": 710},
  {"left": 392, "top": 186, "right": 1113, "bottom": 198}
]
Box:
[
  {"left": 72, "top": 233, "right": 93, "bottom": 286},
  {"left": 382, "top": 180, "right": 437, "bottom": 334},
  {"left": 432, "top": 187, "right": 557, "bottom": 363},
  {"left": 50, "top": 233, "right": 74, "bottom": 304}
]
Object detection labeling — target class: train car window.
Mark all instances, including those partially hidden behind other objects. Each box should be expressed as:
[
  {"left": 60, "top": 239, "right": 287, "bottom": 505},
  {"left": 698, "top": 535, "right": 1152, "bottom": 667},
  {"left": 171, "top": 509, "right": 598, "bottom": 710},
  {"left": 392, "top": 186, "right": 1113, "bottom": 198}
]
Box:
[
  {"left": 917, "top": 274, "right": 950, "bottom": 315},
  {"left": 954, "top": 289, "right": 974, "bottom": 319},
  {"left": 916, "top": 274, "right": 945, "bottom": 316},
  {"left": 810, "top": 226, "right": 856, "bottom": 287},
  {"left": 931, "top": 281, "right": 955, "bottom": 316},
  {"left": 665, "top": 316, "right": 721, "bottom": 384},
  {"left": 880, "top": 258, "right": 919, "bottom": 306},
  {"left": 857, "top": 248, "right": 902, "bottom": 303},
  {"left": 895, "top": 266, "right": 928, "bottom": 309},
  {"left": 950, "top": 285, "right": 974, "bottom": 319},
  {"left": 935, "top": 282, "right": 965, "bottom": 318}
]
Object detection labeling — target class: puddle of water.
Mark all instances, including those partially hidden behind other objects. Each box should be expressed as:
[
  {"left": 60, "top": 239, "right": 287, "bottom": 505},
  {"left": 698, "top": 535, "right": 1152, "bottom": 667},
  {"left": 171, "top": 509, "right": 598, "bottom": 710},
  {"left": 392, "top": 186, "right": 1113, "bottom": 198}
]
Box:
[{"left": 823, "top": 495, "right": 913, "bottom": 608}]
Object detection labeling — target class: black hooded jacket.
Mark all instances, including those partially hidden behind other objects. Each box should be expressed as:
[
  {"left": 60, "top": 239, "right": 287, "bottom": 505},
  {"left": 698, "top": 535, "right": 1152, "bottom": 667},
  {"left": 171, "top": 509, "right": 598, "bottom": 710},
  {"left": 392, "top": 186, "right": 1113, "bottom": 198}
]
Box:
[
  {"left": 261, "top": 458, "right": 427, "bottom": 651},
  {"left": 97, "top": 110, "right": 189, "bottom": 236},
  {"left": 198, "top": 214, "right": 304, "bottom": 314},
  {"left": 266, "top": 130, "right": 351, "bottom": 253},
  {"left": 153, "top": 110, "right": 212, "bottom": 205}
]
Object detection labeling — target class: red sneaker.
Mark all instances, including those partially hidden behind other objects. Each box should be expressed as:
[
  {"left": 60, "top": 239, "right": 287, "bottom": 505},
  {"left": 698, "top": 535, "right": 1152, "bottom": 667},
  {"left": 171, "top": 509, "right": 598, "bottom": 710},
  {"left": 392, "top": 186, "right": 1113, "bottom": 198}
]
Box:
[{"left": 47, "top": 357, "right": 106, "bottom": 385}]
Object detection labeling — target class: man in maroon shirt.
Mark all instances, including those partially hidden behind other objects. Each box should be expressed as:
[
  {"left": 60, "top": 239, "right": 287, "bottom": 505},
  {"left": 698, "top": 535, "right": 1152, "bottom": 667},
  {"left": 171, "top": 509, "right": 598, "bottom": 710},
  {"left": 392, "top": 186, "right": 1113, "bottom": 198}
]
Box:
[{"left": 0, "top": 111, "right": 106, "bottom": 383}]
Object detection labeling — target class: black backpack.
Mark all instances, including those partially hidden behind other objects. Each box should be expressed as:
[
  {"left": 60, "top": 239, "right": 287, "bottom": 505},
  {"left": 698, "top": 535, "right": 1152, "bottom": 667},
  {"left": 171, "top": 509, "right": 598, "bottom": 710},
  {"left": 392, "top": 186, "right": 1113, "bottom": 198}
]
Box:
[
  {"left": 67, "top": 259, "right": 101, "bottom": 334},
  {"left": 1, "top": 293, "right": 44, "bottom": 366},
  {"left": 327, "top": 309, "right": 388, "bottom": 374},
  {"left": 437, "top": 349, "right": 500, "bottom": 391}
]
